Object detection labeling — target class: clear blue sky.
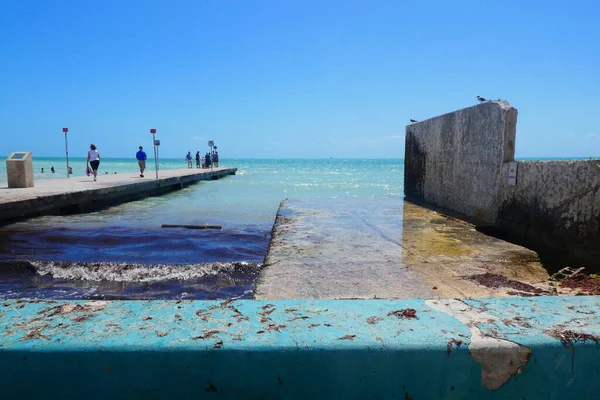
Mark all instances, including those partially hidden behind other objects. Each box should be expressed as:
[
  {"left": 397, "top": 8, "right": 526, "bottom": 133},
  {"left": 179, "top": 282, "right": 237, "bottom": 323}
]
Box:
[{"left": 1, "top": 0, "right": 598, "bottom": 158}]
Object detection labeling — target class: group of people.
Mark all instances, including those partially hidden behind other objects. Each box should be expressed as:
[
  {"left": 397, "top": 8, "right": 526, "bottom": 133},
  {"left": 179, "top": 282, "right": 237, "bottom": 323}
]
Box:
[
  {"left": 40, "top": 166, "right": 72, "bottom": 174},
  {"left": 38, "top": 143, "right": 220, "bottom": 182},
  {"left": 186, "top": 150, "right": 219, "bottom": 169},
  {"left": 87, "top": 144, "right": 146, "bottom": 181},
  {"left": 39, "top": 144, "right": 101, "bottom": 180}
]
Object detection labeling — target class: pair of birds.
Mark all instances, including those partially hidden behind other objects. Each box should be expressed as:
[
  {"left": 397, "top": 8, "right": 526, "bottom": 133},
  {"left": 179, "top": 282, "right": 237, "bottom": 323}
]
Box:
[{"left": 410, "top": 96, "right": 491, "bottom": 123}]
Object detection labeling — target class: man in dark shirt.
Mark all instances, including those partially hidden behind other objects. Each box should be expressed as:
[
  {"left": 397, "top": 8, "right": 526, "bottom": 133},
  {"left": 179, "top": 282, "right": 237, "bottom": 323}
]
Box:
[
  {"left": 195, "top": 151, "right": 201, "bottom": 168},
  {"left": 136, "top": 146, "right": 147, "bottom": 178}
]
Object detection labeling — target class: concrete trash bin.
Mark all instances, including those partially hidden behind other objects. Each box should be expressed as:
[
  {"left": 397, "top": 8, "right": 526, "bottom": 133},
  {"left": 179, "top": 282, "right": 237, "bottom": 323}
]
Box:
[{"left": 6, "top": 152, "right": 34, "bottom": 188}]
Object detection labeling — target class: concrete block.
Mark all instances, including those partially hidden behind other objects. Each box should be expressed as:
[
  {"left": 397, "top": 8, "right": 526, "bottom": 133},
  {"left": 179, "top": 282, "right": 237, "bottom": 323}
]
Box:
[
  {"left": 404, "top": 102, "right": 517, "bottom": 224},
  {"left": 5, "top": 152, "right": 34, "bottom": 188}
]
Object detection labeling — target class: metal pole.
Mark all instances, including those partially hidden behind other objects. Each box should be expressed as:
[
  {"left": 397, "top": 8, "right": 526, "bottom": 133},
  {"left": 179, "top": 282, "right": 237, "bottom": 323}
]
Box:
[
  {"left": 63, "top": 129, "right": 69, "bottom": 178},
  {"left": 156, "top": 140, "right": 160, "bottom": 174},
  {"left": 153, "top": 133, "right": 158, "bottom": 180}
]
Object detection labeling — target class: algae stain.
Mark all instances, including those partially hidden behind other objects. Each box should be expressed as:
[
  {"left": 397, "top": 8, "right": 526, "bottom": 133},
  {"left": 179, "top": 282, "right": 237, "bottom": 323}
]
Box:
[
  {"left": 474, "top": 208, "right": 488, "bottom": 222},
  {"left": 507, "top": 252, "right": 541, "bottom": 264},
  {"left": 408, "top": 227, "right": 473, "bottom": 261}
]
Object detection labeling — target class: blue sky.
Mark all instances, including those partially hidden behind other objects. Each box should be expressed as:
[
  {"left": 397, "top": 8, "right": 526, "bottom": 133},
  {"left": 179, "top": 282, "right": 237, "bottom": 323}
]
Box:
[{"left": 1, "top": 0, "right": 598, "bottom": 158}]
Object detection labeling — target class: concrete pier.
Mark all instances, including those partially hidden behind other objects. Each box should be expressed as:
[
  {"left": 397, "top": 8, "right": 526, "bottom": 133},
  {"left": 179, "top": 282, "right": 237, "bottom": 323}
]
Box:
[
  {"left": 254, "top": 199, "right": 552, "bottom": 300},
  {"left": 0, "top": 167, "right": 236, "bottom": 224}
]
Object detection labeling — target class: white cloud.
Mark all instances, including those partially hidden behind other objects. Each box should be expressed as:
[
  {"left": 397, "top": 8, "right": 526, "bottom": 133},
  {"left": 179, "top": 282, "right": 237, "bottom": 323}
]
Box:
[{"left": 585, "top": 133, "right": 600, "bottom": 140}]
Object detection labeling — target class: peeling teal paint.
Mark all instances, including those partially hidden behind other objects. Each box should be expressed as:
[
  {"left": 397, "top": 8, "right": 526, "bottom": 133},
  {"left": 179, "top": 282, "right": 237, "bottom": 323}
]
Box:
[{"left": 1, "top": 297, "right": 599, "bottom": 398}]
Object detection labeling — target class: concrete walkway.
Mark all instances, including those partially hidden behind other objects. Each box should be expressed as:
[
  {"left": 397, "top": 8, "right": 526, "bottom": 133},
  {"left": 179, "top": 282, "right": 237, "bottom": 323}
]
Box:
[
  {"left": 0, "top": 167, "right": 236, "bottom": 223},
  {"left": 254, "top": 199, "right": 552, "bottom": 300}
]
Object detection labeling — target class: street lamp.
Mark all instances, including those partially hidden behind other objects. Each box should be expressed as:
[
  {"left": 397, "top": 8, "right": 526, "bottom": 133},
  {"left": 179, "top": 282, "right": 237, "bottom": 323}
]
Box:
[
  {"left": 208, "top": 140, "right": 214, "bottom": 170},
  {"left": 150, "top": 129, "right": 159, "bottom": 179},
  {"left": 62, "top": 128, "right": 69, "bottom": 178}
]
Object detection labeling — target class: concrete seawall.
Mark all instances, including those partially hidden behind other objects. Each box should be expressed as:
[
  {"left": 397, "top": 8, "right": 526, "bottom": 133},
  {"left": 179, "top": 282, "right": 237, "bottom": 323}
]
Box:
[
  {"left": 405, "top": 101, "right": 517, "bottom": 224},
  {"left": 498, "top": 160, "right": 600, "bottom": 267},
  {"left": 0, "top": 167, "right": 236, "bottom": 224},
  {"left": 404, "top": 102, "right": 600, "bottom": 269}
]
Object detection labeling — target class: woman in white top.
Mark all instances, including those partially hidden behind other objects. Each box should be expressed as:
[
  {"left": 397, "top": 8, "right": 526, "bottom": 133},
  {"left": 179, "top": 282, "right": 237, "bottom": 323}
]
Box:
[{"left": 87, "top": 144, "right": 101, "bottom": 182}]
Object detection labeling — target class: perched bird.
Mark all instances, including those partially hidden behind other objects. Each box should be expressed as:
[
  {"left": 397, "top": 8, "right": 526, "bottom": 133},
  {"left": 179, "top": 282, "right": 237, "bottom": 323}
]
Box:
[
  {"left": 476, "top": 96, "right": 487, "bottom": 103},
  {"left": 410, "top": 119, "right": 419, "bottom": 123}
]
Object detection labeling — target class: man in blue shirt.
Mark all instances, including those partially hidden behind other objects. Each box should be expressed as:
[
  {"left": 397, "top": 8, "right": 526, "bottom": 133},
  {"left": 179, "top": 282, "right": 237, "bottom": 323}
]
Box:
[{"left": 136, "top": 146, "right": 147, "bottom": 178}]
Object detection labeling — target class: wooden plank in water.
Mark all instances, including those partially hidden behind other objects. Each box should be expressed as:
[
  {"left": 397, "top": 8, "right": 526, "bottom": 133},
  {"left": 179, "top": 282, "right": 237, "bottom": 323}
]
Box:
[{"left": 161, "top": 224, "right": 222, "bottom": 230}]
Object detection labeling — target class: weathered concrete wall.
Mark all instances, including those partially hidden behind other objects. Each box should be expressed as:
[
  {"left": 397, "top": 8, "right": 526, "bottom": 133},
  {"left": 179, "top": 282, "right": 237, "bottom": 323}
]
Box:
[
  {"left": 498, "top": 160, "right": 600, "bottom": 267},
  {"left": 1, "top": 298, "right": 599, "bottom": 398},
  {"left": 404, "top": 102, "right": 600, "bottom": 268},
  {"left": 405, "top": 101, "right": 517, "bottom": 224}
]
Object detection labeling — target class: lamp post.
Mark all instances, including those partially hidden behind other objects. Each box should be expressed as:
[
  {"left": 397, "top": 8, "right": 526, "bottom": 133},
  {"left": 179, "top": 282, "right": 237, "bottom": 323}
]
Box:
[
  {"left": 62, "top": 128, "right": 69, "bottom": 178},
  {"left": 150, "top": 129, "right": 158, "bottom": 179},
  {"left": 208, "top": 140, "right": 214, "bottom": 171}
]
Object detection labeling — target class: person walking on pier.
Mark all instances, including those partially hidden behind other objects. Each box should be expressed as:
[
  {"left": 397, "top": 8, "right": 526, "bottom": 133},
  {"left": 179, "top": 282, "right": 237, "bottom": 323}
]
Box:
[
  {"left": 186, "top": 152, "right": 193, "bottom": 168},
  {"left": 87, "top": 144, "right": 101, "bottom": 182},
  {"left": 195, "top": 151, "right": 201, "bottom": 168},
  {"left": 136, "top": 146, "right": 147, "bottom": 178}
]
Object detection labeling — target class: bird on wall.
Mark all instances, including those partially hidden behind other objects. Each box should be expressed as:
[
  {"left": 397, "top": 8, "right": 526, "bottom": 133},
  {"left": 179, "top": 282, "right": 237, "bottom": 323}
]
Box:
[
  {"left": 476, "top": 96, "right": 488, "bottom": 103},
  {"left": 410, "top": 119, "right": 419, "bottom": 123}
]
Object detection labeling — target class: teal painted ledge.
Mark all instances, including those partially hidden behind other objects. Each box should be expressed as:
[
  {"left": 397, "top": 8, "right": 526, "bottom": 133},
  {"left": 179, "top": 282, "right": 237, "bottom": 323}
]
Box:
[{"left": 1, "top": 297, "right": 599, "bottom": 399}]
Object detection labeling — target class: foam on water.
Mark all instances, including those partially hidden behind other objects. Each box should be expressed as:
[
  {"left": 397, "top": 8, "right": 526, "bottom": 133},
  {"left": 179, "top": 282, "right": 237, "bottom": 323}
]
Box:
[
  {"left": 31, "top": 260, "right": 262, "bottom": 282},
  {"left": 0, "top": 260, "right": 261, "bottom": 300}
]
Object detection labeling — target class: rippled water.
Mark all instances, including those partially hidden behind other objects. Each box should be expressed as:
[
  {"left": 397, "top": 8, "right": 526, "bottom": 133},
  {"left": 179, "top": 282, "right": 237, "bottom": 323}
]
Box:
[{"left": 0, "top": 158, "right": 403, "bottom": 299}]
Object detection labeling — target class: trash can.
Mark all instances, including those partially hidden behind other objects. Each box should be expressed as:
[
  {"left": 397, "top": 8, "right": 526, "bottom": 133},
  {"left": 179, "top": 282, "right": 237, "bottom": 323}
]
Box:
[{"left": 6, "top": 152, "right": 34, "bottom": 188}]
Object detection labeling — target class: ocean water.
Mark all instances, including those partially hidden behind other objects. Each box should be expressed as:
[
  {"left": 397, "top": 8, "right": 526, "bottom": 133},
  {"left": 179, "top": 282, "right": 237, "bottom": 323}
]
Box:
[{"left": 0, "top": 158, "right": 403, "bottom": 300}]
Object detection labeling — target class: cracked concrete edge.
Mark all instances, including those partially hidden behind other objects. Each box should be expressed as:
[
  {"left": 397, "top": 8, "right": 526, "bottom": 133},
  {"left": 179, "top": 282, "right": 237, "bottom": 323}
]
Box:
[
  {"left": 253, "top": 199, "right": 288, "bottom": 300},
  {"left": 425, "top": 298, "right": 532, "bottom": 391}
]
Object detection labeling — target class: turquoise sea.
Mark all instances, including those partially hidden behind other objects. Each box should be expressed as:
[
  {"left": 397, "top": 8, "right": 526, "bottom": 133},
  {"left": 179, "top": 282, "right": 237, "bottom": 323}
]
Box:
[
  {"left": 0, "top": 156, "right": 594, "bottom": 300},
  {"left": 0, "top": 157, "right": 402, "bottom": 300}
]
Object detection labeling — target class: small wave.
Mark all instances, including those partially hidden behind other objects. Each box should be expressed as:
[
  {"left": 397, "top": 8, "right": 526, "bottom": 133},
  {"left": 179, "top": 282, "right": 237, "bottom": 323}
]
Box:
[{"left": 28, "top": 260, "right": 262, "bottom": 283}]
